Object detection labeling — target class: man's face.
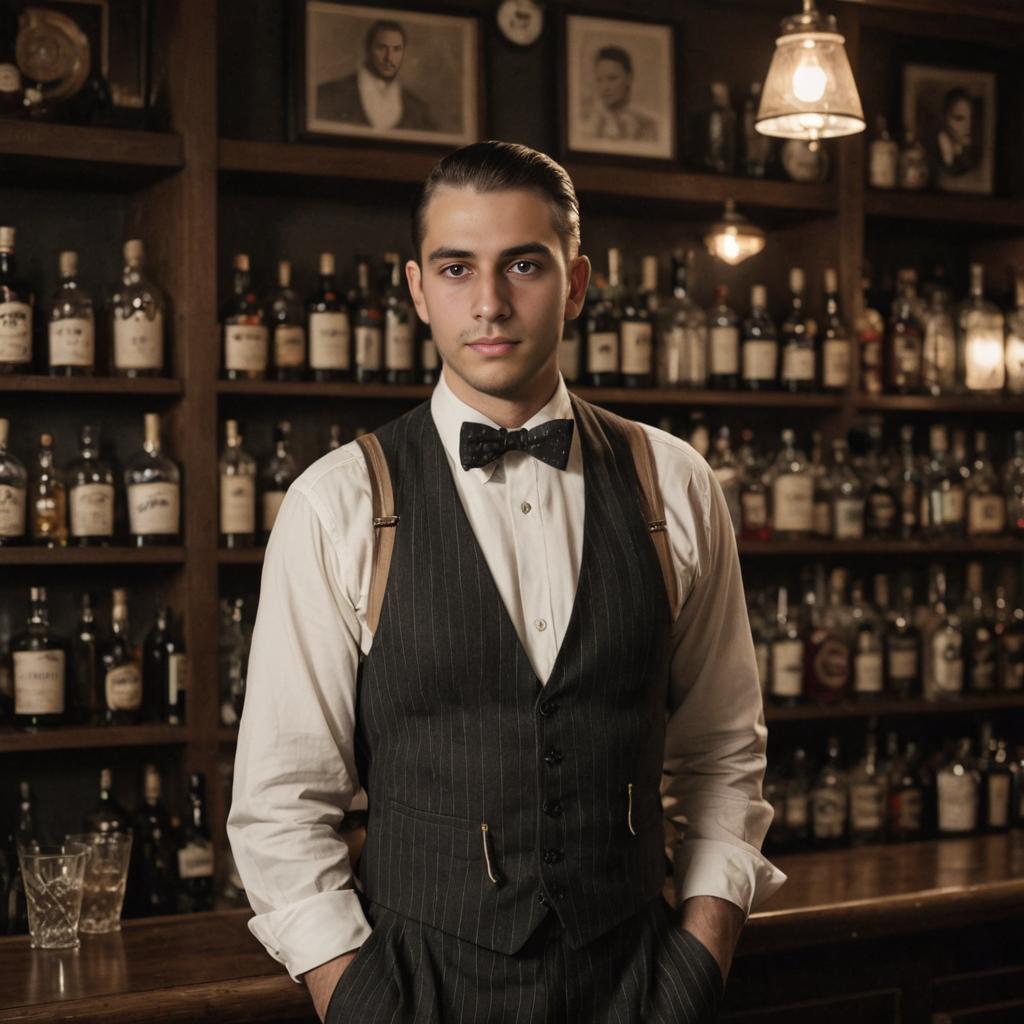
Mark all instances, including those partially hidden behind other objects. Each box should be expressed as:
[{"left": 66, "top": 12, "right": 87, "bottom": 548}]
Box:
[
  {"left": 407, "top": 187, "right": 587, "bottom": 402},
  {"left": 368, "top": 29, "right": 405, "bottom": 80},
  {"left": 946, "top": 98, "right": 972, "bottom": 146},
  {"left": 594, "top": 58, "right": 631, "bottom": 109}
]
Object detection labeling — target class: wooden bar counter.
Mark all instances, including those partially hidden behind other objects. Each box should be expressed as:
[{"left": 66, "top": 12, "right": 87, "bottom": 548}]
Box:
[{"left": 1, "top": 832, "right": 1022, "bottom": 1024}]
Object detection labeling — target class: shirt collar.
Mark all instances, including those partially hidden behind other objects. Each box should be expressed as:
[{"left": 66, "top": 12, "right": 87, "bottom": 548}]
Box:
[{"left": 430, "top": 368, "right": 576, "bottom": 483}]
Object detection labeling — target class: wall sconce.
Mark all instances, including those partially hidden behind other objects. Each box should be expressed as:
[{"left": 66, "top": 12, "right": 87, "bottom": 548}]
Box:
[{"left": 704, "top": 200, "right": 766, "bottom": 265}]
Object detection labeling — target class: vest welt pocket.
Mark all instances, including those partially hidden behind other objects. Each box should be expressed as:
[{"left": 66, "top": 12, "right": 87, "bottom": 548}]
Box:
[
  {"left": 385, "top": 798, "right": 480, "bottom": 862},
  {"left": 626, "top": 783, "right": 662, "bottom": 836}
]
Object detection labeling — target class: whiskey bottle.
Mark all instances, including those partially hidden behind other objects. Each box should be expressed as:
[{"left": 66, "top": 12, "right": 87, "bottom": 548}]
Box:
[
  {"left": 820, "top": 267, "right": 850, "bottom": 392},
  {"left": 269, "top": 259, "right": 306, "bottom": 381},
  {"left": 261, "top": 421, "right": 296, "bottom": 539},
  {"left": 965, "top": 431, "right": 1005, "bottom": 537},
  {"left": 895, "top": 424, "right": 920, "bottom": 540},
  {"left": 855, "top": 276, "right": 884, "bottom": 396},
  {"left": 383, "top": 252, "right": 415, "bottom": 385},
  {"left": 779, "top": 267, "right": 817, "bottom": 393},
  {"left": 922, "top": 568, "right": 963, "bottom": 700},
  {"left": 769, "top": 586, "right": 803, "bottom": 705},
  {"left": 850, "top": 581, "right": 883, "bottom": 699},
  {"left": 849, "top": 730, "right": 887, "bottom": 844},
  {"left": 805, "top": 567, "right": 853, "bottom": 704},
  {"left": 922, "top": 424, "right": 964, "bottom": 540},
  {"left": 353, "top": 258, "right": 384, "bottom": 384},
  {"left": 886, "top": 268, "right": 924, "bottom": 394},
  {"left": 48, "top": 251, "right": 95, "bottom": 376},
  {"left": 811, "top": 735, "right": 848, "bottom": 849},
  {"left": 30, "top": 432, "right": 67, "bottom": 548},
  {"left": 12, "top": 587, "right": 67, "bottom": 730},
  {"left": 0, "top": 226, "right": 34, "bottom": 375},
  {"left": 177, "top": 773, "right": 214, "bottom": 913},
  {"left": 83, "top": 768, "right": 130, "bottom": 834},
  {"left": 656, "top": 250, "right": 706, "bottom": 389},
  {"left": 707, "top": 427, "right": 741, "bottom": 534},
  {"left": 219, "top": 419, "right": 256, "bottom": 549},
  {"left": 308, "top": 252, "right": 350, "bottom": 381},
  {"left": 707, "top": 285, "right": 740, "bottom": 390},
  {"left": 125, "top": 413, "right": 181, "bottom": 546},
  {"left": 863, "top": 428, "right": 898, "bottom": 539},
  {"left": 100, "top": 588, "right": 143, "bottom": 725},
  {"left": 67, "top": 425, "right": 115, "bottom": 546},
  {"left": 769, "top": 428, "right": 813, "bottom": 539},
  {"left": 921, "top": 280, "right": 956, "bottom": 396},
  {"left": 129, "top": 764, "right": 176, "bottom": 917},
  {"left": 620, "top": 257, "right": 655, "bottom": 388},
  {"left": 109, "top": 240, "right": 166, "bottom": 378},
  {"left": 0, "top": 417, "right": 27, "bottom": 545},
  {"left": 72, "top": 592, "right": 100, "bottom": 726},
  {"left": 961, "top": 562, "right": 997, "bottom": 694},
  {"left": 957, "top": 263, "right": 1005, "bottom": 395},
  {"left": 885, "top": 581, "right": 920, "bottom": 698},
  {"left": 585, "top": 252, "right": 622, "bottom": 387},
  {"left": 143, "top": 608, "right": 186, "bottom": 725},
  {"left": 741, "top": 284, "right": 777, "bottom": 390},
  {"left": 829, "top": 438, "right": 865, "bottom": 541},
  {"left": 977, "top": 724, "right": 1012, "bottom": 832},
  {"left": 886, "top": 739, "right": 926, "bottom": 842},
  {"left": 936, "top": 738, "right": 979, "bottom": 836},
  {"left": 738, "top": 429, "right": 770, "bottom": 542},
  {"left": 220, "top": 253, "right": 268, "bottom": 381},
  {"left": 1006, "top": 272, "right": 1024, "bottom": 396}
]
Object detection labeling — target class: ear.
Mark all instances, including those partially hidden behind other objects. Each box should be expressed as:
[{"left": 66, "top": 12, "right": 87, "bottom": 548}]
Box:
[
  {"left": 564, "top": 254, "right": 591, "bottom": 321},
  {"left": 405, "top": 259, "right": 430, "bottom": 325}
]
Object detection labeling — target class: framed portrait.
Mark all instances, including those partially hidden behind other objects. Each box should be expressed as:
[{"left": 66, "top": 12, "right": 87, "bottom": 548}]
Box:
[
  {"left": 292, "top": 1, "right": 481, "bottom": 148},
  {"left": 562, "top": 12, "right": 676, "bottom": 163},
  {"left": 902, "top": 64, "right": 996, "bottom": 195}
]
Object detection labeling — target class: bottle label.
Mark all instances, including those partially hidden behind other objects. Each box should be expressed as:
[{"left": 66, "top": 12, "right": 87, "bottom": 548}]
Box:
[
  {"left": 942, "top": 487, "right": 965, "bottom": 526},
  {"left": 105, "top": 662, "right": 143, "bottom": 711},
  {"left": 892, "top": 789, "right": 923, "bottom": 832},
  {"left": 782, "top": 346, "right": 815, "bottom": 382},
  {"left": 128, "top": 482, "right": 180, "bottom": 536},
  {"left": 114, "top": 312, "right": 164, "bottom": 371},
  {"left": 772, "top": 474, "right": 813, "bottom": 532},
  {"left": 355, "top": 325, "right": 383, "bottom": 370},
  {"left": 822, "top": 338, "right": 850, "bottom": 388},
  {"left": 13, "top": 650, "right": 65, "bottom": 715},
  {"left": 168, "top": 653, "right": 187, "bottom": 708},
  {"left": 620, "top": 322, "right": 653, "bottom": 375},
  {"left": 811, "top": 787, "right": 847, "bottom": 838},
  {"left": 558, "top": 332, "right": 581, "bottom": 381},
  {"left": 178, "top": 840, "right": 215, "bottom": 879},
  {"left": 70, "top": 483, "right": 115, "bottom": 538},
  {"left": 867, "top": 491, "right": 897, "bottom": 533},
  {"left": 220, "top": 473, "right": 255, "bottom": 535},
  {"left": 813, "top": 499, "right": 831, "bottom": 537},
  {"left": 262, "top": 490, "right": 286, "bottom": 534},
  {"left": 0, "top": 484, "right": 26, "bottom": 537},
  {"left": 770, "top": 639, "right": 803, "bottom": 697},
  {"left": 833, "top": 497, "right": 865, "bottom": 540},
  {"left": 893, "top": 334, "right": 922, "bottom": 378},
  {"left": 967, "top": 494, "right": 1005, "bottom": 536},
  {"left": 1002, "top": 633, "right": 1024, "bottom": 692},
  {"left": 811, "top": 632, "right": 850, "bottom": 691},
  {"left": 931, "top": 632, "right": 963, "bottom": 695},
  {"left": 385, "top": 314, "right": 414, "bottom": 371},
  {"left": 710, "top": 326, "right": 739, "bottom": 375},
  {"left": 742, "top": 339, "right": 777, "bottom": 381},
  {"left": 937, "top": 772, "right": 977, "bottom": 832},
  {"left": 271, "top": 325, "right": 305, "bottom": 369},
  {"left": 784, "top": 793, "right": 808, "bottom": 828},
  {"left": 588, "top": 331, "right": 618, "bottom": 374},
  {"left": 224, "top": 324, "right": 268, "bottom": 372},
  {"left": 741, "top": 490, "right": 768, "bottom": 530},
  {"left": 850, "top": 783, "right": 885, "bottom": 829},
  {"left": 49, "top": 318, "right": 95, "bottom": 368},
  {"left": 668, "top": 327, "right": 707, "bottom": 386},
  {"left": 0, "top": 301, "right": 32, "bottom": 364},
  {"left": 888, "top": 645, "right": 918, "bottom": 682},
  {"left": 421, "top": 337, "right": 439, "bottom": 371},
  {"left": 854, "top": 650, "right": 883, "bottom": 693},
  {"left": 987, "top": 774, "right": 1010, "bottom": 828},
  {"left": 309, "top": 312, "right": 350, "bottom": 369}
]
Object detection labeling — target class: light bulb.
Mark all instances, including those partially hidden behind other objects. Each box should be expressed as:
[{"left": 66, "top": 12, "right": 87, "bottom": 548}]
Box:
[
  {"left": 792, "top": 53, "right": 827, "bottom": 103},
  {"left": 721, "top": 232, "right": 740, "bottom": 262}
]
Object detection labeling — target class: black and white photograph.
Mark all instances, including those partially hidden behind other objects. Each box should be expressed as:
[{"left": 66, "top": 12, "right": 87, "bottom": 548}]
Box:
[
  {"left": 297, "top": 1, "right": 480, "bottom": 146},
  {"left": 903, "top": 63, "right": 996, "bottom": 195},
  {"left": 563, "top": 13, "right": 676, "bottom": 161}
]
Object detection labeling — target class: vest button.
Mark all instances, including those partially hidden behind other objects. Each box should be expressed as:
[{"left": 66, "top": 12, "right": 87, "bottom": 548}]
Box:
[
  {"left": 538, "top": 700, "right": 559, "bottom": 717},
  {"left": 543, "top": 848, "right": 564, "bottom": 865},
  {"left": 550, "top": 885, "right": 567, "bottom": 900},
  {"left": 542, "top": 799, "right": 563, "bottom": 818},
  {"left": 544, "top": 748, "right": 563, "bottom": 766},
  {"left": 537, "top": 892, "right": 548, "bottom": 906}
]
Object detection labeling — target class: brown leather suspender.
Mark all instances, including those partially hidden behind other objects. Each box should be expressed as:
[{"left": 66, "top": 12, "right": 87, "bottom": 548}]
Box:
[{"left": 354, "top": 433, "right": 399, "bottom": 637}]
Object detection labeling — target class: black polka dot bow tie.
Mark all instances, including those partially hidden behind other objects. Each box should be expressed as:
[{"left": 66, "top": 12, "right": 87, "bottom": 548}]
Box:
[{"left": 459, "top": 419, "right": 574, "bottom": 471}]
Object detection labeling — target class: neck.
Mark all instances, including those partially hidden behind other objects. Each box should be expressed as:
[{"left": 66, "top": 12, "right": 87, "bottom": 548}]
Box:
[{"left": 442, "top": 360, "right": 561, "bottom": 429}]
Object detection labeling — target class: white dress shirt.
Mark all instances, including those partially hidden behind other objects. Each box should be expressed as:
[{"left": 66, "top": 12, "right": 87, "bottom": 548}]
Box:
[
  {"left": 357, "top": 65, "right": 402, "bottom": 130},
  {"left": 228, "top": 371, "right": 786, "bottom": 982}
]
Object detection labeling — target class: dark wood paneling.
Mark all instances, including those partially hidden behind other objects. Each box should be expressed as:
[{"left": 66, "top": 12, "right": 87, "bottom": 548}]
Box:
[{"left": 724, "top": 989, "right": 901, "bottom": 1024}]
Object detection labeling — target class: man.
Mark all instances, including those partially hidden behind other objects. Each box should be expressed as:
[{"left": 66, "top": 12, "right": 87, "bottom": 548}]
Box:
[
  {"left": 316, "top": 18, "right": 434, "bottom": 132},
  {"left": 228, "top": 141, "right": 785, "bottom": 1023},
  {"left": 581, "top": 46, "right": 658, "bottom": 143}
]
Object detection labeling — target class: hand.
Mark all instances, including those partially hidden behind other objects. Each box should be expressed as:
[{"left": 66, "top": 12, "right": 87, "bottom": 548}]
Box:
[
  {"left": 678, "top": 895, "right": 745, "bottom": 983},
  {"left": 303, "top": 950, "right": 359, "bottom": 1023}
]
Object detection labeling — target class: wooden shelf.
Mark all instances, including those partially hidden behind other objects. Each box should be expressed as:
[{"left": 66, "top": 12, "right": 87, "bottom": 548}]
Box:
[
  {"left": 0, "top": 723, "right": 188, "bottom": 754},
  {"left": 217, "top": 379, "right": 431, "bottom": 401},
  {"left": 766, "top": 693, "right": 1024, "bottom": 722},
  {"left": 0, "top": 376, "right": 183, "bottom": 396},
  {"left": 0, "top": 546, "right": 186, "bottom": 566},
  {"left": 739, "top": 538, "right": 1024, "bottom": 557},
  {"left": 856, "top": 393, "right": 1024, "bottom": 415},
  {"left": 217, "top": 548, "right": 265, "bottom": 565},
  {"left": 864, "top": 189, "right": 1024, "bottom": 231}
]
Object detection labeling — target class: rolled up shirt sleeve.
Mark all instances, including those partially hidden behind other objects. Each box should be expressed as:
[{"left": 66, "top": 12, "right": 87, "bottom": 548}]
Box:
[
  {"left": 651, "top": 432, "right": 787, "bottom": 917},
  {"left": 227, "top": 468, "right": 373, "bottom": 982}
]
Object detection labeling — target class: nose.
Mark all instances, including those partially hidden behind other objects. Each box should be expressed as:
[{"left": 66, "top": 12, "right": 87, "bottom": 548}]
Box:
[{"left": 472, "top": 270, "right": 511, "bottom": 324}]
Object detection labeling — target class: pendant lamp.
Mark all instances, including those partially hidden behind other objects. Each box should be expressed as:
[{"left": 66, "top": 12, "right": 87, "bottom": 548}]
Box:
[{"left": 704, "top": 200, "right": 765, "bottom": 266}]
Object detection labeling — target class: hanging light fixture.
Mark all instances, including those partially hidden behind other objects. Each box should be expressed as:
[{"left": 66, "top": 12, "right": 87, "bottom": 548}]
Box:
[
  {"left": 755, "top": 0, "right": 864, "bottom": 146},
  {"left": 704, "top": 199, "right": 765, "bottom": 266}
]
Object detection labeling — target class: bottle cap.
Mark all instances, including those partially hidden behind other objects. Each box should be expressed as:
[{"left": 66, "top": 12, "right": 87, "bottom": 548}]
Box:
[
  {"left": 0, "top": 226, "right": 15, "bottom": 252},
  {"left": 59, "top": 250, "right": 78, "bottom": 276},
  {"left": 319, "top": 252, "right": 335, "bottom": 276},
  {"left": 789, "top": 267, "right": 805, "bottom": 294},
  {"left": 824, "top": 267, "right": 838, "bottom": 294},
  {"left": 233, "top": 253, "right": 250, "bottom": 272},
  {"left": 0, "top": 418, "right": 8, "bottom": 447},
  {"left": 144, "top": 413, "right": 161, "bottom": 447},
  {"left": 144, "top": 764, "right": 162, "bottom": 802},
  {"left": 225, "top": 419, "right": 240, "bottom": 444},
  {"left": 124, "top": 239, "right": 145, "bottom": 266},
  {"left": 751, "top": 284, "right": 767, "bottom": 308},
  {"left": 278, "top": 259, "right": 291, "bottom": 287},
  {"left": 100, "top": 767, "right": 113, "bottom": 790}
]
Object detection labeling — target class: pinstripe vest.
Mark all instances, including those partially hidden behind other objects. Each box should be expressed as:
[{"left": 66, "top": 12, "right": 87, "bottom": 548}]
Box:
[{"left": 355, "top": 396, "right": 672, "bottom": 954}]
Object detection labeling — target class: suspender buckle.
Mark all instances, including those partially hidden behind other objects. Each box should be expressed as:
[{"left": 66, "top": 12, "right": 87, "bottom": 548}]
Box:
[
  {"left": 373, "top": 515, "right": 400, "bottom": 528},
  {"left": 647, "top": 519, "right": 667, "bottom": 534}
]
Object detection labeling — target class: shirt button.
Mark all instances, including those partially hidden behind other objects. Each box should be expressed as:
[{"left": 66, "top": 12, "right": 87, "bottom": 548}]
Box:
[
  {"left": 521, "top": 501, "right": 532, "bottom": 515},
  {"left": 534, "top": 619, "right": 547, "bottom": 632}
]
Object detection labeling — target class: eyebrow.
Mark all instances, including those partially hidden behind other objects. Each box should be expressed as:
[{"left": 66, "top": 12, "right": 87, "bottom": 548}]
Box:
[{"left": 426, "top": 242, "right": 554, "bottom": 263}]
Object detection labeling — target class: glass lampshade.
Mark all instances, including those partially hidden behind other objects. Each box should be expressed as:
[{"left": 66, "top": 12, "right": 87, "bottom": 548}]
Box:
[
  {"left": 756, "top": 2, "right": 864, "bottom": 142},
  {"left": 704, "top": 200, "right": 765, "bottom": 266}
]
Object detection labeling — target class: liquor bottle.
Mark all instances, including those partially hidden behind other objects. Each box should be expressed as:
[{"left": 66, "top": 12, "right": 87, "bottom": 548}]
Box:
[
  {"left": 957, "top": 263, "right": 1005, "bottom": 395},
  {"left": 936, "top": 738, "right": 979, "bottom": 836},
  {"left": 886, "top": 268, "right": 924, "bottom": 394},
  {"left": 30, "top": 432, "right": 67, "bottom": 548},
  {"left": 961, "top": 562, "right": 997, "bottom": 694},
  {"left": 863, "top": 430, "right": 898, "bottom": 539},
  {"left": 72, "top": 592, "right": 100, "bottom": 726},
  {"left": 895, "top": 424, "right": 920, "bottom": 540},
  {"left": 707, "top": 285, "right": 739, "bottom": 389},
  {"left": 856, "top": 276, "right": 884, "bottom": 396},
  {"left": 420, "top": 334, "right": 439, "bottom": 385},
  {"left": 829, "top": 438, "right": 865, "bottom": 541},
  {"left": 0, "top": 608, "right": 12, "bottom": 722},
  {"left": 143, "top": 608, "right": 186, "bottom": 726},
  {"left": 177, "top": 773, "right": 214, "bottom": 913},
  {"left": 0, "top": 226, "right": 34, "bottom": 375},
  {"left": 740, "top": 82, "right": 771, "bottom": 178},
  {"left": 811, "top": 735, "right": 848, "bottom": 848},
  {"left": 738, "top": 431, "right": 770, "bottom": 542},
  {"left": 48, "top": 251, "right": 95, "bottom": 376},
  {"left": 783, "top": 748, "right": 811, "bottom": 850},
  {"left": 976, "top": 722, "right": 1011, "bottom": 833},
  {"left": 769, "top": 428, "right": 813, "bottom": 539},
  {"left": 219, "top": 419, "right": 256, "bottom": 549},
  {"left": 327, "top": 423, "right": 343, "bottom": 453},
  {"left": 921, "top": 281, "right": 956, "bottom": 396},
  {"left": 353, "top": 258, "right": 383, "bottom": 384},
  {"left": 129, "top": 764, "right": 177, "bottom": 917},
  {"left": 921, "top": 424, "right": 964, "bottom": 540},
  {"left": 819, "top": 268, "right": 850, "bottom": 392},
  {"left": 269, "top": 259, "right": 306, "bottom": 381},
  {"left": 885, "top": 581, "right": 920, "bottom": 698},
  {"left": 769, "top": 586, "right": 803, "bottom": 705},
  {"left": 0, "top": 417, "right": 27, "bottom": 545},
  {"left": 559, "top": 318, "right": 582, "bottom": 385},
  {"left": 849, "top": 730, "right": 887, "bottom": 844},
  {"left": 219, "top": 598, "right": 248, "bottom": 728},
  {"left": 740, "top": 285, "right": 777, "bottom": 390},
  {"left": 125, "top": 414, "right": 180, "bottom": 546},
  {"left": 805, "top": 567, "right": 853, "bottom": 704},
  {"left": 100, "top": 588, "right": 143, "bottom": 725},
  {"left": 887, "top": 739, "right": 926, "bottom": 843},
  {"left": 780, "top": 267, "right": 817, "bottom": 393},
  {"left": 965, "top": 431, "right": 1005, "bottom": 537},
  {"left": 704, "top": 82, "right": 736, "bottom": 174},
  {"left": 1006, "top": 272, "right": 1024, "bottom": 396},
  {"left": 308, "top": 252, "right": 350, "bottom": 381},
  {"left": 898, "top": 131, "right": 929, "bottom": 190},
  {"left": 1005, "top": 431, "right": 1024, "bottom": 538},
  {"left": 809, "top": 432, "right": 831, "bottom": 538},
  {"left": 383, "top": 252, "right": 415, "bottom": 385},
  {"left": 708, "top": 427, "right": 741, "bottom": 534},
  {"left": 12, "top": 587, "right": 67, "bottom": 730},
  {"left": 620, "top": 257, "right": 655, "bottom": 388},
  {"left": 850, "top": 581, "right": 884, "bottom": 699},
  {"left": 922, "top": 569, "right": 963, "bottom": 701},
  {"left": 585, "top": 259, "right": 621, "bottom": 387},
  {"left": 259, "top": 421, "right": 294, "bottom": 539},
  {"left": 220, "top": 253, "right": 268, "bottom": 381},
  {"left": 656, "top": 250, "right": 705, "bottom": 388},
  {"left": 867, "top": 115, "right": 898, "bottom": 189},
  {"left": 109, "top": 239, "right": 166, "bottom": 378},
  {"left": 1002, "top": 576, "right": 1024, "bottom": 692},
  {"left": 83, "top": 768, "right": 130, "bottom": 834},
  {"left": 67, "top": 425, "right": 115, "bottom": 546}
]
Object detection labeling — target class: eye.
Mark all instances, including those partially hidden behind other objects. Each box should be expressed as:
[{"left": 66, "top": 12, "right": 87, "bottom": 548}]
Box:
[
  {"left": 440, "top": 264, "right": 469, "bottom": 279},
  {"left": 510, "top": 260, "right": 539, "bottom": 275}
]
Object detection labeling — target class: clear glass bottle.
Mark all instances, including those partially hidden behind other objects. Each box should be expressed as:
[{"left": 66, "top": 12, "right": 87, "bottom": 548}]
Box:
[
  {"left": 936, "top": 738, "right": 979, "bottom": 836},
  {"left": 67, "top": 424, "right": 115, "bottom": 547},
  {"left": 30, "top": 432, "right": 67, "bottom": 548},
  {"left": 885, "top": 581, "right": 920, "bottom": 699},
  {"left": 886, "top": 268, "right": 924, "bottom": 394},
  {"left": 1004, "top": 430, "right": 1024, "bottom": 539},
  {"left": 308, "top": 252, "right": 351, "bottom": 381},
  {"left": 100, "top": 588, "right": 143, "bottom": 726},
  {"left": 383, "top": 252, "right": 415, "bottom": 385},
  {"left": 707, "top": 427, "right": 741, "bottom": 534},
  {"left": 707, "top": 285, "right": 739, "bottom": 390},
  {"left": 83, "top": 768, "right": 130, "bottom": 834},
  {"left": 220, "top": 253, "right": 268, "bottom": 381},
  {"left": 957, "top": 263, "right": 1005, "bottom": 395},
  {"left": 1006, "top": 272, "right": 1024, "bottom": 396},
  {"left": 780, "top": 267, "right": 817, "bottom": 393},
  {"left": 769, "top": 428, "right": 813, "bottom": 539},
  {"left": 177, "top": 773, "right": 215, "bottom": 912},
  {"left": 923, "top": 568, "right": 963, "bottom": 701},
  {"left": 704, "top": 81, "right": 736, "bottom": 174},
  {"left": 261, "top": 420, "right": 297, "bottom": 540},
  {"left": 961, "top": 562, "right": 997, "bottom": 694},
  {"left": 0, "top": 416, "right": 27, "bottom": 545},
  {"left": 125, "top": 413, "right": 181, "bottom": 547},
  {"left": 851, "top": 581, "right": 884, "bottom": 699},
  {"left": 219, "top": 419, "right": 256, "bottom": 549},
  {"left": 109, "top": 239, "right": 166, "bottom": 378},
  {"left": 741, "top": 284, "right": 777, "bottom": 391},
  {"left": 829, "top": 437, "right": 865, "bottom": 541},
  {"left": 327, "top": 423, "right": 344, "bottom": 453},
  {"left": 656, "top": 250, "right": 705, "bottom": 389},
  {"left": 12, "top": 587, "right": 67, "bottom": 730},
  {"left": 0, "top": 226, "right": 34, "bottom": 375},
  {"left": 770, "top": 585, "right": 803, "bottom": 705},
  {"left": 219, "top": 598, "right": 248, "bottom": 728},
  {"left": 819, "top": 267, "right": 850, "bottom": 392},
  {"left": 856, "top": 275, "right": 885, "bottom": 396},
  {"left": 922, "top": 424, "right": 964, "bottom": 540},
  {"left": 48, "top": 250, "right": 95, "bottom": 377},
  {"left": 353, "top": 258, "right": 384, "bottom": 384},
  {"left": 966, "top": 430, "right": 1005, "bottom": 537},
  {"left": 72, "top": 592, "right": 100, "bottom": 726},
  {"left": 867, "top": 115, "right": 898, "bottom": 189},
  {"left": 849, "top": 730, "right": 887, "bottom": 844},
  {"left": 921, "top": 282, "right": 956, "bottom": 396},
  {"left": 898, "top": 131, "right": 929, "bottom": 190},
  {"left": 269, "top": 259, "right": 306, "bottom": 381},
  {"left": 738, "top": 430, "right": 770, "bottom": 542},
  {"left": 620, "top": 257, "right": 655, "bottom": 388},
  {"left": 811, "top": 735, "right": 848, "bottom": 849}
]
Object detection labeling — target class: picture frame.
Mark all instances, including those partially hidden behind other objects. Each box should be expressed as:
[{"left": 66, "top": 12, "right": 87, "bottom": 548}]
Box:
[
  {"left": 290, "top": 1, "right": 482, "bottom": 148},
  {"left": 561, "top": 11, "right": 677, "bottom": 164},
  {"left": 902, "top": 63, "right": 996, "bottom": 195}
]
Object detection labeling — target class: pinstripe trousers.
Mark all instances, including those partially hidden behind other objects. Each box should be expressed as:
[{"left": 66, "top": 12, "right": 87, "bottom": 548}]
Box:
[{"left": 325, "top": 893, "right": 723, "bottom": 1024}]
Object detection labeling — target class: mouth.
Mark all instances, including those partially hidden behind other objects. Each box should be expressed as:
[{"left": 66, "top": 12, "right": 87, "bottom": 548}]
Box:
[{"left": 467, "top": 337, "right": 519, "bottom": 357}]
